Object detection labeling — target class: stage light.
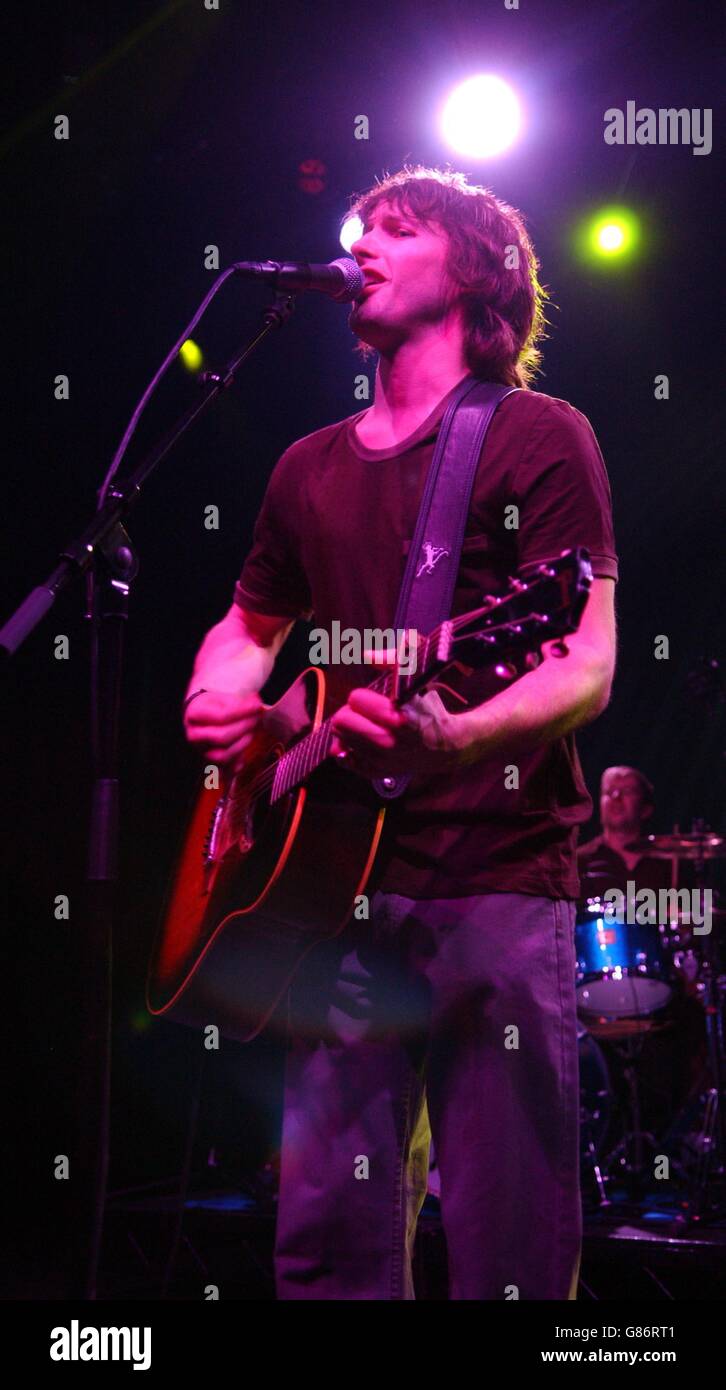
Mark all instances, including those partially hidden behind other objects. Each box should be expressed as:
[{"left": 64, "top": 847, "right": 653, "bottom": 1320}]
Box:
[
  {"left": 340, "top": 215, "right": 363, "bottom": 253},
  {"left": 440, "top": 75, "right": 522, "bottom": 158},
  {"left": 575, "top": 207, "right": 642, "bottom": 267},
  {"left": 179, "top": 338, "right": 203, "bottom": 371},
  {"left": 598, "top": 223, "right": 625, "bottom": 253}
]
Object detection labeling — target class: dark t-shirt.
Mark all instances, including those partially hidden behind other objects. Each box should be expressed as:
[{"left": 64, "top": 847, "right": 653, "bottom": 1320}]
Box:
[
  {"left": 233, "top": 380, "right": 618, "bottom": 900},
  {"left": 577, "top": 835, "right": 675, "bottom": 901}
]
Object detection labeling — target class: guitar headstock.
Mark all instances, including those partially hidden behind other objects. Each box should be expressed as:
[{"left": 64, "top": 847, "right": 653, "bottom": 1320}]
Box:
[{"left": 400, "top": 547, "right": 593, "bottom": 701}]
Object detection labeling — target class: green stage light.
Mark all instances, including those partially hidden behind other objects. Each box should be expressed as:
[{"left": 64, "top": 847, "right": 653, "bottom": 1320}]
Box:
[{"left": 575, "top": 206, "right": 642, "bottom": 268}]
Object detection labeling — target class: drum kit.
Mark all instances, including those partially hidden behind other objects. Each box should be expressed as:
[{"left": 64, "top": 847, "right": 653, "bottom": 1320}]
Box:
[{"left": 576, "top": 825, "right": 726, "bottom": 1216}]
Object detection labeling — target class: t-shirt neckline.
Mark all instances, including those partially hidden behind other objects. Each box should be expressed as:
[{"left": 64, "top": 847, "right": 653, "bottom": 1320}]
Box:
[{"left": 347, "top": 375, "right": 474, "bottom": 460}]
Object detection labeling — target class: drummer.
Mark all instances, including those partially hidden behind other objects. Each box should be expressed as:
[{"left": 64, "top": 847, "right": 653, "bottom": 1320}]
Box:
[
  {"left": 577, "top": 767, "right": 706, "bottom": 1114},
  {"left": 578, "top": 765, "right": 673, "bottom": 899}
]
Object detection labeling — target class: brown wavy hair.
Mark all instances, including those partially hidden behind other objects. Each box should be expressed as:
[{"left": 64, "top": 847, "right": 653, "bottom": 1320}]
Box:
[{"left": 344, "top": 164, "right": 550, "bottom": 389}]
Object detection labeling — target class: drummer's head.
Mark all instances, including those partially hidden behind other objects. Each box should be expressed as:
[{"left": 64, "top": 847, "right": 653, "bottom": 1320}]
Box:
[{"left": 600, "top": 765, "right": 655, "bottom": 834}]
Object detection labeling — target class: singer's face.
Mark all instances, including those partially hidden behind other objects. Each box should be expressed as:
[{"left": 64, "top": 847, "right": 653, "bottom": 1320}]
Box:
[{"left": 348, "top": 201, "right": 459, "bottom": 350}]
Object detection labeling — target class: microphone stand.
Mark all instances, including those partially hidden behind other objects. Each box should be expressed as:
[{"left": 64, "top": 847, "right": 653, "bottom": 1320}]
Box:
[{"left": 0, "top": 286, "right": 298, "bottom": 1298}]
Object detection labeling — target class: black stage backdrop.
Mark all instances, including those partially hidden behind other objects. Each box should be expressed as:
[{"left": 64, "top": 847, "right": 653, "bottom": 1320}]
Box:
[{"left": 1, "top": 0, "right": 724, "bottom": 1296}]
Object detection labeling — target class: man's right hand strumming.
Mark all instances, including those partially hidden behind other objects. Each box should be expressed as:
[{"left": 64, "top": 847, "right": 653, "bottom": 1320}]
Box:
[
  {"left": 182, "top": 601, "right": 293, "bottom": 774},
  {"left": 183, "top": 689, "right": 267, "bottom": 774}
]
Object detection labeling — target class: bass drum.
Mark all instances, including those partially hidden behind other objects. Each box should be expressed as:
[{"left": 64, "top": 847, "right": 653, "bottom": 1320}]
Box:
[{"left": 426, "top": 1025, "right": 614, "bottom": 1198}]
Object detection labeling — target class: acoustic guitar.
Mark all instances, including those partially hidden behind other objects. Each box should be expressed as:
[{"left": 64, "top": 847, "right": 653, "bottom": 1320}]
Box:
[{"left": 146, "top": 548, "right": 592, "bottom": 1042}]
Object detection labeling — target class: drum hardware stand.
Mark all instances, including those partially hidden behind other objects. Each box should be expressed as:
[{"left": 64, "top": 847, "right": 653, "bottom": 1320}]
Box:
[
  {"left": 580, "top": 1129, "right": 611, "bottom": 1207},
  {"left": 681, "top": 832, "right": 726, "bottom": 1219},
  {"left": 615, "top": 822, "right": 726, "bottom": 1221},
  {"left": 602, "top": 1036, "right": 662, "bottom": 1200},
  {"left": 677, "top": 979, "right": 726, "bottom": 1219},
  {"left": 579, "top": 1060, "right": 611, "bottom": 1206}
]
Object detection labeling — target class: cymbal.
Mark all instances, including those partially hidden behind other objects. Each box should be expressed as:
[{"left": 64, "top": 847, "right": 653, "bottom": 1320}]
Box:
[
  {"left": 640, "top": 832, "right": 725, "bottom": 861},
  {"left": 578, "top": 1014, "right": 673, "bottom": 1039}
]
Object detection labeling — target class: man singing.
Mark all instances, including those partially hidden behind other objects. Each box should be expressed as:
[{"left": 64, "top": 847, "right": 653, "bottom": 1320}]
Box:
[{"left": 183, "top": 167, "right": 618, "bottom": 1299}]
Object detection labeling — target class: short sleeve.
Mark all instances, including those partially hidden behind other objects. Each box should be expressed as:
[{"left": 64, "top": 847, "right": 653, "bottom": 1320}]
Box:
[
  {"left": 512, "top": 399, "right": 618, "bottom": 582},
  {"left": 233, "top": 448, "right": 313, "bottom": 620}
]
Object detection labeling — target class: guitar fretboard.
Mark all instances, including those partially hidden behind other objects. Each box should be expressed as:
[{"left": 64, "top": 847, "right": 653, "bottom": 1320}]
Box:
[
  {"left": 270, "top": 718, "right": 334, "bottom": 802},
  {"left": 270, "top": 666, "right": 398, "bottom": 803}
]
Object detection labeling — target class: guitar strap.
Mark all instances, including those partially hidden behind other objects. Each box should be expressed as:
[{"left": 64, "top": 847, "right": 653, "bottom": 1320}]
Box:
[{"left": 372, "top": 375, "right": 519, "bottom": 801}]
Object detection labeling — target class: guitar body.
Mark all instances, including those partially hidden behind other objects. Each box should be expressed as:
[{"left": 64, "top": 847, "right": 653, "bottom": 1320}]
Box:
[{"left": 146, "top": 666, "right": 385, "bottom": 1042}]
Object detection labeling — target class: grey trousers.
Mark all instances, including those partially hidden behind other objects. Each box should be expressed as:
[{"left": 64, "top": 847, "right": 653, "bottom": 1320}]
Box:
[{"left": 274, "top": 890, "right": 582, "bottom": 1300}]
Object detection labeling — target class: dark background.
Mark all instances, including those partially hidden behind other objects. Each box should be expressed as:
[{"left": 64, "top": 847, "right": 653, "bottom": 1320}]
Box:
[{"left": 2, "top": 0, "right": 724, "bottom": 1293}]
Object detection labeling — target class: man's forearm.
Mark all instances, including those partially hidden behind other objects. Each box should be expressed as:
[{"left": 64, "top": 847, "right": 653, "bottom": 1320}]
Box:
[
  {"left": 186, "top": 614, "right": 281, "bottom": 698},
  {"left": 455, "top": 647, "right": 612, "bottom": 768}
]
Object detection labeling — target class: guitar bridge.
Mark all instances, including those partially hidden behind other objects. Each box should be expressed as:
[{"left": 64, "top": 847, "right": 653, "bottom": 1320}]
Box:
[{"left": 203, "top": 795, "right": 227, "bottom": 865}]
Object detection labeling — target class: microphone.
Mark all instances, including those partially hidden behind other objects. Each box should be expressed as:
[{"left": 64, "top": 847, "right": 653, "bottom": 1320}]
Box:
[{"left": 233, "top": 257, "right": 365, "bottom": 303}]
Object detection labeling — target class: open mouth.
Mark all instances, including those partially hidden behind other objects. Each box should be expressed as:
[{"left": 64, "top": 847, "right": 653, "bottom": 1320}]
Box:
[{"left": 357, "top": 280, "right": 386, "bottom": 300}]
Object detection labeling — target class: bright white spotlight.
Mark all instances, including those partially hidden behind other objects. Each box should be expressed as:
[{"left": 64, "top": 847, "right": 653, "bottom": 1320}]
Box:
[
  {"left": 340, "top": 215, "right": 363, "bottom": 253},
  {"left": 441, "top": 75, "right": 521, "bottom": 157},
  {"left": 598, "top": 223, "right": 625, "bottom": 253}
]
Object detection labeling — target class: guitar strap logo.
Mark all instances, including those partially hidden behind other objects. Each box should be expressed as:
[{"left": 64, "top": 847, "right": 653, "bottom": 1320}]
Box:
[{"left": 416, "top": 542, "right": 450, "bottom": 579}]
